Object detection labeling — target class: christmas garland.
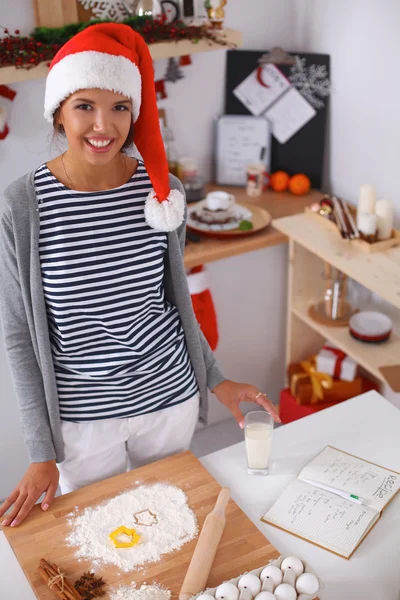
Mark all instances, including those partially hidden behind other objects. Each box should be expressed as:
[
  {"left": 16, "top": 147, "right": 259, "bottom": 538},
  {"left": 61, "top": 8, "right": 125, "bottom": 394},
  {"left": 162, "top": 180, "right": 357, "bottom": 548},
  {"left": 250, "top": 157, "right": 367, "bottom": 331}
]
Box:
[{"left": 0, "top": 15, "right": 233, "bottom": 70}]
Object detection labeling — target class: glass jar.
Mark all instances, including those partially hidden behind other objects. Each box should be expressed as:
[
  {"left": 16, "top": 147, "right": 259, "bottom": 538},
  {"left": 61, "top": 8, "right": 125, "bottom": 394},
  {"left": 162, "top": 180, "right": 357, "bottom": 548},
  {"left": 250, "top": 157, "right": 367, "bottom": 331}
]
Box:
[
  {"left": 135, "top": 0, "right": 162, "bottom": 16},
  {"left": 177, "top": 157, "right": 205, "bottom": 203}
]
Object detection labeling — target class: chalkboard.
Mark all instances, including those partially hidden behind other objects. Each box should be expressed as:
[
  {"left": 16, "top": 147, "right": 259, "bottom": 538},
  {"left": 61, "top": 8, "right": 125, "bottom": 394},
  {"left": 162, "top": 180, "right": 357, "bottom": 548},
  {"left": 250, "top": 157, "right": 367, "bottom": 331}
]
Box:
[{"left": 225, "top": 50, "right": 330, "bottom": 189}]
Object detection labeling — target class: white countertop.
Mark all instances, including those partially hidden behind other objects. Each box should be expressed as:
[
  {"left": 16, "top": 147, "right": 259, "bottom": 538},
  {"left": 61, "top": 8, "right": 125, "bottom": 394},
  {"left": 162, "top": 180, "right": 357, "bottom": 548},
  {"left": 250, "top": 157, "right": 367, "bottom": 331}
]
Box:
[
  {"left": 1, "top": 390, "right": 399, "bottom": 599},
  {"left": 200, "top": 390, "right": 400, "bottom": 600}
]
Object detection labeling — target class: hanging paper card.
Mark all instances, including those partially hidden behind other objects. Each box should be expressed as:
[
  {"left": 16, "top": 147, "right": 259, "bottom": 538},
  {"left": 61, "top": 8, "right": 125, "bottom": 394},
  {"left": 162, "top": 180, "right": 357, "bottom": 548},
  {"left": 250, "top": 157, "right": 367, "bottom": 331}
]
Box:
[
  {"left": 215, "top": 115, "right": 271, "bottom": 186},
  {"left": 233, "top": 64, "right": 290, "bottom": 116},
  {"left": 265, "top": 87, "right": 316, "bottom": 144}
]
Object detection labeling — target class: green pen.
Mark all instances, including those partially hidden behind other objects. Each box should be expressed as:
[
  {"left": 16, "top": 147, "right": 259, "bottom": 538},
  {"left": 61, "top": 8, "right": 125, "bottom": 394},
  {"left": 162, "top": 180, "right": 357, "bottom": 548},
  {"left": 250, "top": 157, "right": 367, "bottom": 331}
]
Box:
[{"left": 303, "top": 479, "right": 364, "bottom": 505}]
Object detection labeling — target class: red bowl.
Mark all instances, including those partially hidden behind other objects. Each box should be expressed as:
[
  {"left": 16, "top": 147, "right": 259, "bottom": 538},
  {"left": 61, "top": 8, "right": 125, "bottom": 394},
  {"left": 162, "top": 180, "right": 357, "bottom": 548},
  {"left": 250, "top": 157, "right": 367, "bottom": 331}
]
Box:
[{"left": 350, "top": 328, "right": 392, "bottom": 343}]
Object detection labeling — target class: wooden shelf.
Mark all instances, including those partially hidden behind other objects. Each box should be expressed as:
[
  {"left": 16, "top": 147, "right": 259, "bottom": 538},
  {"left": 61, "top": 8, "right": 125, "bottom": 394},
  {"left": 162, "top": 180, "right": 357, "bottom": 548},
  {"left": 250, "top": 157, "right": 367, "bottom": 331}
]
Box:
[
  {"left": 183, "top": 186, "right": 322, "bottom": 269},
  {"left": 291, "top": 301, "right": 400, "bottom": 384},
  {"left": 150, "top": 28, "right": 243, "bottom": 60},
  {"left": 0, "top": 28, "right": 243, "bottom": 85},
  {"left": 273, "top": 213, "right": 400, "bottom": 310},
  {"left": 279, "top": 212, "right": 400, "bottom": 394}
]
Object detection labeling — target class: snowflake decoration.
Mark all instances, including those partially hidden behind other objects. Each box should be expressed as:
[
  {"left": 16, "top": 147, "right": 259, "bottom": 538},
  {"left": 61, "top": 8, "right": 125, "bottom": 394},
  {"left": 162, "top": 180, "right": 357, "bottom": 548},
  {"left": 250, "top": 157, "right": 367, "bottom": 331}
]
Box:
[
  {"left": 77, "top": 0, "right": 130, "bottom": 22},
  {"left": 289, "top": 56, "right": 331, "bottom": 109}
]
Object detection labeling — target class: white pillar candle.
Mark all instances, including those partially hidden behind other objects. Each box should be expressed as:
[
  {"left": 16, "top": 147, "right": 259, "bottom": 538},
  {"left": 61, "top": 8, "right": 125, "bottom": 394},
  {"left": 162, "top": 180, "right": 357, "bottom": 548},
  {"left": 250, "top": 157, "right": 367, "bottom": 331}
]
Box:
[
  {"left": 357, "top": 212, "right": 377, "bottom": 235},
  {"left": 375, "top": 199, "right": 393, "bottom": 240},
  {"left": 358, "top": 184, "right": 376, "bottom": 215}
]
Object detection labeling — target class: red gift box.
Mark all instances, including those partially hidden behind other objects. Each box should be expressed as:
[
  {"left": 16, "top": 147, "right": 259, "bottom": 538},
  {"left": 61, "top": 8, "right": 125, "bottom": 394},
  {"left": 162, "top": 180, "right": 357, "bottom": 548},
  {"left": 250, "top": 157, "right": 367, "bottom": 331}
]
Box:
[{"left": 280, "top": 377, "right": 379, "bottom": 424}]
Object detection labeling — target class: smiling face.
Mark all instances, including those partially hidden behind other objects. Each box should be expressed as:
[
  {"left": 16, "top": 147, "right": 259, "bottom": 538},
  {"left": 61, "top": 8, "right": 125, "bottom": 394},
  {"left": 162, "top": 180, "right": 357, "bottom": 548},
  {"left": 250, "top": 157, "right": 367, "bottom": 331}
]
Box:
[{"left": 56, "top": 88, "right": 133, "bottom": 164}]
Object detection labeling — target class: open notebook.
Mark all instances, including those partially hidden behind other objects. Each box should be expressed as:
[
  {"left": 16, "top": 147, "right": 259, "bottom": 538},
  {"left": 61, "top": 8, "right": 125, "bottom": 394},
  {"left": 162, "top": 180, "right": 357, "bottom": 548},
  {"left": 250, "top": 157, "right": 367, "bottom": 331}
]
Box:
[{"left": 261, "top": 446, "right": 400, "bottom": 558}]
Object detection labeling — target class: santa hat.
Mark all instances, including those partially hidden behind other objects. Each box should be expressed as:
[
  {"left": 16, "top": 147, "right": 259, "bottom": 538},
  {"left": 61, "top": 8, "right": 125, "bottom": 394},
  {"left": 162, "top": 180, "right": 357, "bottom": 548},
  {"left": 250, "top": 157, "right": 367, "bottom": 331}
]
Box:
[{"left": 43, "top": 23, "right": 184, "bottom": 232}]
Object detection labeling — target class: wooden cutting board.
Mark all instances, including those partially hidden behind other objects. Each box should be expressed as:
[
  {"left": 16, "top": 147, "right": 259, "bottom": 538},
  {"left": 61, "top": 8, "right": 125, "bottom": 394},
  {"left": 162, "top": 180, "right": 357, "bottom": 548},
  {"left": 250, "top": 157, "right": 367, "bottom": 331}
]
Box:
[{"left": 3, "top": 451, "right": 280, "bottom": 599}]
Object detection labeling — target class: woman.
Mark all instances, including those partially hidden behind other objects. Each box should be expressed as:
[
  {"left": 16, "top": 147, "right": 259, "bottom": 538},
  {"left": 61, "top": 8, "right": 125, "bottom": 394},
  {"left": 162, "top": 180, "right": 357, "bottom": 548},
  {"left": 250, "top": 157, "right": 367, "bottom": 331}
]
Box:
[{"left": 0, "top": 23, "right": 280, "bottom": 528}]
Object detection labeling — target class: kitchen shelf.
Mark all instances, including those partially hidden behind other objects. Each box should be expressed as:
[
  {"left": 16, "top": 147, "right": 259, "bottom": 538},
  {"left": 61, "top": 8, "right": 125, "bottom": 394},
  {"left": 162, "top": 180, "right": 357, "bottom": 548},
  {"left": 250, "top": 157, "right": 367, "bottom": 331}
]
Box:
[
  {"left": 291, "top": 301, "right": 400, "bottom": 384},
  {"left": 0, "top": 28, "right": 243, "bottom": 85},
  {"left": 272, "top": 212, "right": 400, "bottom": 393},
  {"left": 273, "top": 212, "right": 400, "bottom": 310}
]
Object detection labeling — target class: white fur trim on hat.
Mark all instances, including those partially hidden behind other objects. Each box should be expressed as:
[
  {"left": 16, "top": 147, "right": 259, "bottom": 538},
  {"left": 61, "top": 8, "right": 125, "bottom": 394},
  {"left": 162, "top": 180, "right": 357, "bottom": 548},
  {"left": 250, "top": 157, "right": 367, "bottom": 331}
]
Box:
[
  {"left": 44, "top": 51, "right": 141, "bottom": 122},
  {"left": 145, "top": 188, "right": 185, "bottom": 231}
]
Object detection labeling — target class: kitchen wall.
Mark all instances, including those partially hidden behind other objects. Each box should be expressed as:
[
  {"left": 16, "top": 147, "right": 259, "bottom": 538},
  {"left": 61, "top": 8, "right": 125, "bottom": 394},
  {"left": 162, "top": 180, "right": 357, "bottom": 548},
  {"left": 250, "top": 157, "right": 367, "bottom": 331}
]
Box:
[
  {"left": 0, "top": 0, "right": 296, "bottom": 498},
  {"left": 291, "top": 0, "right": 400, "bottom": 407}
]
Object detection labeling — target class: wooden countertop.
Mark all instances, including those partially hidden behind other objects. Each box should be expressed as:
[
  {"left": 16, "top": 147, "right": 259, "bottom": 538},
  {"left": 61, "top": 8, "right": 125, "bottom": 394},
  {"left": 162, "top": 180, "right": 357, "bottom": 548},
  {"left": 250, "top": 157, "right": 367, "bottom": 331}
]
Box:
[
  {"left": 2, "top": 452, "right": 280, "bottom": 599},
  {"left": 183, "top": 185, "right": 322, "bottom": 269}
]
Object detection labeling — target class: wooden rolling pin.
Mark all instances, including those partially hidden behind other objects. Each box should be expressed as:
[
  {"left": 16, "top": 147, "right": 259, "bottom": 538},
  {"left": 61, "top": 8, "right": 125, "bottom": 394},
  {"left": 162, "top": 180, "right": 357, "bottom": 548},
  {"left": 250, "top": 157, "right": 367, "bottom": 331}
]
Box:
[{"left": 179, "top": 487, "right": 230, "bottom": 600}]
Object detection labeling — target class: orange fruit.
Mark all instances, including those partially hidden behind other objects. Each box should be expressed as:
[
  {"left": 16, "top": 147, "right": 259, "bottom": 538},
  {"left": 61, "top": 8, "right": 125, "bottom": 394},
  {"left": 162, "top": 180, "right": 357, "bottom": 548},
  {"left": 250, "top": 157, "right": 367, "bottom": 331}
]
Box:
[
  {"left": 289, "top": 173, "right": 311, "bottom": 195},
  {"left": 270, "top": 171, "right": 290, "bottom": 192}
]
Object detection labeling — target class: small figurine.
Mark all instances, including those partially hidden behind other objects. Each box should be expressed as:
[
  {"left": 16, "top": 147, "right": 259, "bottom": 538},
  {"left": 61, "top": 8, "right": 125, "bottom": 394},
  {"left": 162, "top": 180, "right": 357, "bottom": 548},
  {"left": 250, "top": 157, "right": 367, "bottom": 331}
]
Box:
[{"left": 204, "top": 0, "right": 227, "bottom": 28}]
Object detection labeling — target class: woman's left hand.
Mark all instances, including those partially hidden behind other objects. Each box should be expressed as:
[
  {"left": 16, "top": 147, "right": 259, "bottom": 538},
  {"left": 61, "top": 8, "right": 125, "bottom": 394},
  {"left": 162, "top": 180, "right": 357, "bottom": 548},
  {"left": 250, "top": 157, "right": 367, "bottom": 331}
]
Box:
[{"left": 212, "top": 380, "right": 281, "bottom": 429}]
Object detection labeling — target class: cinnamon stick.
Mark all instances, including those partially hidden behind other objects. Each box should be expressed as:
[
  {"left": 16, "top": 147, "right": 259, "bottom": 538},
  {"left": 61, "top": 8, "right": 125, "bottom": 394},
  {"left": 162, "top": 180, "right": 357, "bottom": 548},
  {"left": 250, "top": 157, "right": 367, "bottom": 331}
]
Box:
[
  {"left": 340, "top": 198, "right": 360, "bottom": 238},
  {"left": 42, "top": 559, "right": 79, "bottom": 597},
  {"left": 38, "top": 565, "right": 69, "bottom": 600},
  {"left": 38, "top": 558, "right": 83, "bottom": 600},
  {"left": 52, "top": 562, "right": 82, "bottom": 599},
  {"left": 332, "top": 196, "right": 350, "bottom": 239}
]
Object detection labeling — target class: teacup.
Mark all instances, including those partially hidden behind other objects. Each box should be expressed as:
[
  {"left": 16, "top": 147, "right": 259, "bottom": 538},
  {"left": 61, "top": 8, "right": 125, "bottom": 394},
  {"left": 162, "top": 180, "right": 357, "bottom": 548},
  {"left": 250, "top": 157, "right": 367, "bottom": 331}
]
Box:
[{"left": 206, "top": 191, "right": 235, "bottom": 212}]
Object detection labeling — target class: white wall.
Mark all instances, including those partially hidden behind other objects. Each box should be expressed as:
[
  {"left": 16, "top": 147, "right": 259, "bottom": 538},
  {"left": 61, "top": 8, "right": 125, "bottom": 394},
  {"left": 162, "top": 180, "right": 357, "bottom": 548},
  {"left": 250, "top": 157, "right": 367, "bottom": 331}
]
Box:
[
  {"left": 292, "top": 0, "right": 400, "bottom": 408},
  {"left": 0, "top": 0, "right": 295, "bottom": 498},
  {"left": 292, "top": 0, "right": 400, "bottom": 223}
]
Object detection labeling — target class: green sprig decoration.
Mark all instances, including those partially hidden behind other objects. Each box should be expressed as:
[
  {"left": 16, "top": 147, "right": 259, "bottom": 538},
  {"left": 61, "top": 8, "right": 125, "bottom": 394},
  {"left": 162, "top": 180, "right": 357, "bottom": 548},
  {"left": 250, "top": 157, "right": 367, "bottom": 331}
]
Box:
[{"left": 1, "top": 15, "right": 235, "bottom": 70}]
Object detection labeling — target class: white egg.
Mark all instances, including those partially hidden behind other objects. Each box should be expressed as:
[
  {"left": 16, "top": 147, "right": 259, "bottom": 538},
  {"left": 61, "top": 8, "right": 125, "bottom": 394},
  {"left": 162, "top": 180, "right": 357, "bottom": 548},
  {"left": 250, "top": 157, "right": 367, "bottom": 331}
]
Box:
[
  {"left": 260, "top": 565, "right": 283, "bottom": 587},
  {"left": 274, "top": 584, "right": 297, "bottom": 600},
  {"left": 254, "top": 593, "right": 276, "bottom": 600},
  {"left": 197, "top": 595, "right": 216, "bottom": 600},
  {"left": 295, "top": 573, "right": 319, "bottom": 595},
  {"left": 281, "top": 556, "right": 304, "bottom": 577},
  {"left": 216, "top": 583, "right": 240, "bottom": 600},
  {"left": 238, "top": 574, "right": 262, "bottom": 597}
]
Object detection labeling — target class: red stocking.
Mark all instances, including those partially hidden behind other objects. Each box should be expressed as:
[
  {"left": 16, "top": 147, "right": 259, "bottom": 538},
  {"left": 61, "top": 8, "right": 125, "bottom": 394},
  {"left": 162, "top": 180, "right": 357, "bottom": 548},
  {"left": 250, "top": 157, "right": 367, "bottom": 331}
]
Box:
[{"left": 187, "top": 265, "right": 219, "bottom": 351}]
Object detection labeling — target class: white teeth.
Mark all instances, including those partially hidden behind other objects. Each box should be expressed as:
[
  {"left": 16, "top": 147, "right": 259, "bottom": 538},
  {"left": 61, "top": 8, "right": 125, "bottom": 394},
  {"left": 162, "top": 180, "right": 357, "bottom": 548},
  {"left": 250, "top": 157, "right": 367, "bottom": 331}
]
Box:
[{"left": 87, "top": 139, "right": 112, "bottom": 148}]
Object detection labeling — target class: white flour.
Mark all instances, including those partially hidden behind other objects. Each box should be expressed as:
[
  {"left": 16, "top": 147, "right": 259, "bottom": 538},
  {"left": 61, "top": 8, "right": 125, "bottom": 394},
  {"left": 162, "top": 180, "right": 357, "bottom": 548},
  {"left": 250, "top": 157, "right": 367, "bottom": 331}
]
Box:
[
  {"left": 110, "top": 583, "right": 172, "bottom": 600},
  {"left": 66, "top": 483, "right": 198, "bottom": 571}
]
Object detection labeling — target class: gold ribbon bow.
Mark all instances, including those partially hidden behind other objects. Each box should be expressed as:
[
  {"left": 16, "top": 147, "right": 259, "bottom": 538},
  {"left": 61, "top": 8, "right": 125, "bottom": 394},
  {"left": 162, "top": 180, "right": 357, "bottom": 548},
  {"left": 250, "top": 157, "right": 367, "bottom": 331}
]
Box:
[{"left": 290, "top": 359, "right": 333, "bottom": 404}]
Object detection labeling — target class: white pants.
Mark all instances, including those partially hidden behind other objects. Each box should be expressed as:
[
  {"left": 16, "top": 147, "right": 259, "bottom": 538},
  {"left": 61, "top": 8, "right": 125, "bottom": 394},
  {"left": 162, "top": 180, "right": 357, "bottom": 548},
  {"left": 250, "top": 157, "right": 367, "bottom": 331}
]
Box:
[{"left": 58, "top": 394, "right": 200, "bottom": 494}]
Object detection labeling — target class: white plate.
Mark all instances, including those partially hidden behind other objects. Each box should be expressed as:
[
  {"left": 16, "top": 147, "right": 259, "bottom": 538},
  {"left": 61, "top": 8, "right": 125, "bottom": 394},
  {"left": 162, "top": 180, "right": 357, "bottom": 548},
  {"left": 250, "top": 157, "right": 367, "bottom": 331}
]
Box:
[
  {"left": 187, "top": 200, "right": 253, "bottom": 232},
  {"left": 349, "top": 311, "right": 393, "bottom": 337}
]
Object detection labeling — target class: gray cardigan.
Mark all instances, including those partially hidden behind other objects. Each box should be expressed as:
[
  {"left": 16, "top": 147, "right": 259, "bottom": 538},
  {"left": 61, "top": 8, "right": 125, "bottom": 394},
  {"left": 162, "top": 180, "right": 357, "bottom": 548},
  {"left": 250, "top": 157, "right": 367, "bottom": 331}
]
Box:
[{"left": 0, "top": 171, "right": 225, "bottom": 464}]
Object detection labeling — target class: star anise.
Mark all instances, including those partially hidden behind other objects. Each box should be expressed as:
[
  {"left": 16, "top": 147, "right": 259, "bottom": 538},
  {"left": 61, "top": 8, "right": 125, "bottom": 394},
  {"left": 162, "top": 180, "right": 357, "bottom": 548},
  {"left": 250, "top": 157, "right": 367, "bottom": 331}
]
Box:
[{"left": 74, "top": 572, "right": 107, "bottom": 599}]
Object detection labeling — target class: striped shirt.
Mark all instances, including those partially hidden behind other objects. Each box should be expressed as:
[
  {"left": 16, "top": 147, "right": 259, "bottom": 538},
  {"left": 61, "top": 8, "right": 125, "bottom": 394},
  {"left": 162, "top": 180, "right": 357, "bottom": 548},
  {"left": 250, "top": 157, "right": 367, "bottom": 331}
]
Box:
[{"left": 34, "top": 161, "right": 198, "bottom": 422}]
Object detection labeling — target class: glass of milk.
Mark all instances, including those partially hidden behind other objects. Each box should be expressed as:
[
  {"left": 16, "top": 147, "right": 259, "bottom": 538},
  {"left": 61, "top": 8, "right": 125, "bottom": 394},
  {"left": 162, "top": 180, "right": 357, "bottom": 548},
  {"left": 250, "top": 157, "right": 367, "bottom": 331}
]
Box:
[{"left": 244, "top": 410, "right": 274, "bottom": 475}]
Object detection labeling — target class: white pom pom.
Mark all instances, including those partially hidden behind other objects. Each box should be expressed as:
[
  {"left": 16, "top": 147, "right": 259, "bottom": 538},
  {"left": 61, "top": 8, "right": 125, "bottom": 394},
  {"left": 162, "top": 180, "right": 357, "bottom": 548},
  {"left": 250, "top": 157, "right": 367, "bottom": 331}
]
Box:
[{"left": 145, "top": 188, "right": 185, "bottom": 231}]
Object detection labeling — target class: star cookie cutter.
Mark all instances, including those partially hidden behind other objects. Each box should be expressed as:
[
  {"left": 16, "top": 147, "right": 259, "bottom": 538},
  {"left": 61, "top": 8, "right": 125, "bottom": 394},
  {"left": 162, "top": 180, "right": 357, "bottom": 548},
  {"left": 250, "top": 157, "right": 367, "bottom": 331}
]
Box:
[
  {"left": 133, "top": 509, "right": 158, "bottom": 527},
  {"left": 109, "top": 526, "right": 141, "bottom": 548}
]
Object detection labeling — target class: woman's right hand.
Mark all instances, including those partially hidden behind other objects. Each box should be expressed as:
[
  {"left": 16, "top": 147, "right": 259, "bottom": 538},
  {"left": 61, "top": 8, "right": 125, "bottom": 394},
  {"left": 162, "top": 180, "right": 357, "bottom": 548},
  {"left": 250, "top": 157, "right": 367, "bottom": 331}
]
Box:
[{"left": 0, "top": 460, "right": 59, "bottom": 528}]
